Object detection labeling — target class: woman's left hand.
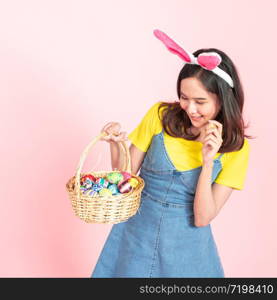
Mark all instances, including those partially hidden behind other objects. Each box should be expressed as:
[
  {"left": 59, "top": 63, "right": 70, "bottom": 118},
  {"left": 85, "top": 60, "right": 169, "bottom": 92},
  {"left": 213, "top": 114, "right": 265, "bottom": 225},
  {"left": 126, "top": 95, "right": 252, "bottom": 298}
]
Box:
[{"left": 202, "top": 120, "right": 223, "bottom": 165}]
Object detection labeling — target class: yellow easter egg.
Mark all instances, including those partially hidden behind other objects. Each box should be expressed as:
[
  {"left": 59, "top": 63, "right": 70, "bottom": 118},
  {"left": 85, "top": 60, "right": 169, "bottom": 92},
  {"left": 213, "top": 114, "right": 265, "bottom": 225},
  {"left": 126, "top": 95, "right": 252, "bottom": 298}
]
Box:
[{"left": 129, "top": 177, "right": 139, "bottom": 188}]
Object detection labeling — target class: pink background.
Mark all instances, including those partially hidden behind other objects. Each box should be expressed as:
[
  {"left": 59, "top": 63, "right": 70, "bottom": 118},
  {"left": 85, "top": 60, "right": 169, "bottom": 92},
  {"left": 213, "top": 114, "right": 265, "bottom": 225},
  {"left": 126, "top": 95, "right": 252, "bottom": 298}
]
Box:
[{"left": 0, "top": 0, "right": 276, "bottom": 277}]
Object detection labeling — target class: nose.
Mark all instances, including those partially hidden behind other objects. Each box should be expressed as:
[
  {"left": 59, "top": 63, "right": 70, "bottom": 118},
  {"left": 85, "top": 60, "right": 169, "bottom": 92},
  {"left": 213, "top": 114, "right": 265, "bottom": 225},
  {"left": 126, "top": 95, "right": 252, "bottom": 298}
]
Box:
[{"left": 187, "top": 101, "right": 198, "bottom": 115}]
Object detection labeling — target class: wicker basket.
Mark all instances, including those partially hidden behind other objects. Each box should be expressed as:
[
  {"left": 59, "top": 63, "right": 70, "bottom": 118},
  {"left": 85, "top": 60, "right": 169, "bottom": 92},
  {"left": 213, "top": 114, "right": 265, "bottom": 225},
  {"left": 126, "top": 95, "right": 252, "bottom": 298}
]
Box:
[{"left": 66, "top": 132, "right": 145, "bottom": 224}]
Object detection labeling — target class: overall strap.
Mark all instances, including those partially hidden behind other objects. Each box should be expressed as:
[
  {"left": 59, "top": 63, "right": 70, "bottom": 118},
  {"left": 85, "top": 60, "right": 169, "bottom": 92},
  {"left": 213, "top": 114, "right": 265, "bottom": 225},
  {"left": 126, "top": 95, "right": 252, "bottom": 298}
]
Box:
[{"left": 217, "top": 153, "right": 224, "bottom": 160}]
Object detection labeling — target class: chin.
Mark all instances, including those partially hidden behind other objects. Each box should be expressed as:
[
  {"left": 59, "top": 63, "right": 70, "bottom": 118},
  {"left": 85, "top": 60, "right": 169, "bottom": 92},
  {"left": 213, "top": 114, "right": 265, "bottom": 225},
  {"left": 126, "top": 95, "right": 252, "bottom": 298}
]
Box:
[{"left": 191, "top": 120, "right": 206, "bottom": 128}]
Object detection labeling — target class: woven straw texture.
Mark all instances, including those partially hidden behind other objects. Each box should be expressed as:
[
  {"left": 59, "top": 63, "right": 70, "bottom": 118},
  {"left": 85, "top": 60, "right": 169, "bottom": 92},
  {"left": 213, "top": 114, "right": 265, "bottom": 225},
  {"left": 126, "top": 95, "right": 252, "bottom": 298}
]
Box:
[{"left": 66, "top": 132, "right": 145, "bottom": 224}]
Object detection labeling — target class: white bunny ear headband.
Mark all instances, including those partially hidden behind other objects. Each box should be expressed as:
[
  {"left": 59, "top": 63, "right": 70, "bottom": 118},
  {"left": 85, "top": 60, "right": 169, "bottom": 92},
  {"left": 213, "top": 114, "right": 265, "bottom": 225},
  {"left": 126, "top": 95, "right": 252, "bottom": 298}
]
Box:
[{"left": 153, "top": 29, "right": 234, "bottom": 88}]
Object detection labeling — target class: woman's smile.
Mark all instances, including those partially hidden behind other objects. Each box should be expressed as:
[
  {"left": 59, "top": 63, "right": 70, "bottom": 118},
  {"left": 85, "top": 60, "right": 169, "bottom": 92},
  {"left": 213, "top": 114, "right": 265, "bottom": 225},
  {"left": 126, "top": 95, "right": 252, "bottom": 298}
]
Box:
[{"left": 190, "top": 115, "right": 203, "bottom": 121}]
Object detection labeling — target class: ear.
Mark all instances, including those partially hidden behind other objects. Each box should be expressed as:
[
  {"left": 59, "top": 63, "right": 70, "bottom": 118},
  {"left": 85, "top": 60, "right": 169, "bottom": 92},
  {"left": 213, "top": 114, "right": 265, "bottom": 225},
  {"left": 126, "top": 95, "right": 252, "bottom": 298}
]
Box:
[{"left": 153, "top": 29, "right": 194, "bottom": 63}]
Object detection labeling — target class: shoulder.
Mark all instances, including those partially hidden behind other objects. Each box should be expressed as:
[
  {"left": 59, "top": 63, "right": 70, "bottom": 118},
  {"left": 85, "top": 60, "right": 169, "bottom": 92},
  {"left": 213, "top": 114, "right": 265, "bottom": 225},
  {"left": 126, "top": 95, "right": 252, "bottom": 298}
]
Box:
[
  {"left": 143, "top": 101, "right": 169, "bottom": 130},
  {"left": 215, "top": 138, "right": 250, "bottom": 190},
  {"left": 230, "top": 138, "right": 250, "bottom": 155},
  {"left": 241, "top": 138, "right": 250, "bottom": 151},
  {"left": 221, "top": 138, "right": 250, "bottom": 166},
  {"left": 127, "top": 101, "right": 166, "bottom": 152},
  {"left": 147, "top": 101, "right": 168, "bottom": 117}
]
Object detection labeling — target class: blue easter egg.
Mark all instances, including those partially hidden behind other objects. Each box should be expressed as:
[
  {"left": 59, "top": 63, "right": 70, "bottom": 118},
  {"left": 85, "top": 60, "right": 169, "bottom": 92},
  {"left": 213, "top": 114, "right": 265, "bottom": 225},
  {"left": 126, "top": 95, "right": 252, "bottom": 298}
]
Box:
[{"left": 108, "top": 183, "right": 120, "bottom": 195}]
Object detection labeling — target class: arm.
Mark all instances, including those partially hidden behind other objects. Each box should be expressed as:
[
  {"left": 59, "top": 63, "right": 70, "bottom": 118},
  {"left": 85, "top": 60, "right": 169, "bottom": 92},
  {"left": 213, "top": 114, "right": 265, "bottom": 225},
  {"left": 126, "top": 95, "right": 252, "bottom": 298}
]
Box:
[
  {"left": 110, "top": 141, "right": 146, "bottom": 175},
  {"left": 194, "top": 120, "right": 233, "bottom": 227},
  {"left": 129, "top": 144, "right": 146, "bottom": 175},
  {"left": 102, "top": 122, "right": 146, "bottom": 173},
  {"left": 193, "top": 160, "right": 233, "bottom": 227},
  {"left": 109, "top": 141, "right": 124, "bottom": 171}
]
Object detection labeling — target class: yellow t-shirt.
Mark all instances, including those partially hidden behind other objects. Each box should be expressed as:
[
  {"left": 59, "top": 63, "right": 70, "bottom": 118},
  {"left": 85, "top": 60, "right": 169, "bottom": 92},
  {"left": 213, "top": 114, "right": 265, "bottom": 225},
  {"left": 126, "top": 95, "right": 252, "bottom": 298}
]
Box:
[{"left": 128, "top": 101, "right": 250, "bottom": 190}]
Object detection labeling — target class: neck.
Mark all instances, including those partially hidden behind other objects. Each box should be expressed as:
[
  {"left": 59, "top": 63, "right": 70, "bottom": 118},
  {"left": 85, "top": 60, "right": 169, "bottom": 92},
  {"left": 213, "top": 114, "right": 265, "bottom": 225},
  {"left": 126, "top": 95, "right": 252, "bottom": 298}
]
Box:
[
  {"left": 190, "top": 126, "right": 205, "bottom": 135},
  {"left": 190, "top": 126, "right": 206, "bottom": 141}
]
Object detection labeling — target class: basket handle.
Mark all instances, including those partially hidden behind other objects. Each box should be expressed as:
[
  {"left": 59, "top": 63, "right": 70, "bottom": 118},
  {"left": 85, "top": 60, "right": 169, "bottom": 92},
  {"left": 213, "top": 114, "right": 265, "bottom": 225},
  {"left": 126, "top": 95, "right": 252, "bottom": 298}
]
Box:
[{"left": 74, "top": 132, "right": 131, "bottom": 197}]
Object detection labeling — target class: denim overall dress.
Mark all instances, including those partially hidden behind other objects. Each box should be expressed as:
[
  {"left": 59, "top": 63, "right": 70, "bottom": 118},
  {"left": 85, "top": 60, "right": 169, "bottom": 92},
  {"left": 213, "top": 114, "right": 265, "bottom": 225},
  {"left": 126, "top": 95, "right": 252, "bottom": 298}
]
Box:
[{"left": 91, "top": 130, "right": 225, "bottom": 278}]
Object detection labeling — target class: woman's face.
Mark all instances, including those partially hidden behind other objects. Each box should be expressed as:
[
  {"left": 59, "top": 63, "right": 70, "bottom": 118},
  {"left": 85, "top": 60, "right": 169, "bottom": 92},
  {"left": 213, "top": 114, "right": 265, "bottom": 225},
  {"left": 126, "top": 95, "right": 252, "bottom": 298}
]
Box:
[{"left": 179, "top": 77, "right": 221, "bottom": 129}]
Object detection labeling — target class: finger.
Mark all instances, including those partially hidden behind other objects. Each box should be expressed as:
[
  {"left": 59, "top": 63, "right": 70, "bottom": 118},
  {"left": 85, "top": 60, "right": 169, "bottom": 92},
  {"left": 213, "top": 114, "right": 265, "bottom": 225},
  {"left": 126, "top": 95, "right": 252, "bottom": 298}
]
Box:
[
  {"left": 204, "top": 131, "right": 218, "bottom": 140},
  {"left": 205, "top": 123, "right": 217, "bottom": 138},
  {"left": 206, "top": 121, "right": 217, "bottom": 129},
  {"left": 206, "top": 128, "right": 221, "bottom": 140},
  {"left": 121, "top": 132, "right": 129, "bottom": 141},
  {"left": 109, "top": 132, "right": 123, "bottom": 142},
  {"left": 111, "top": 123, "right": 121, "bottom": 135},
  {"left": 208, "top": 120, "right": 222, "bottom": 127},
  {"left": 206, "top": 121, "right": 222, "bottom": 138},
  {"left": 102, "top": 122, "right": 115, "bottom": 132},
  {"left": 204, "top": 134, "right": 223, "bottom": 145},
  {"left": 118, "top": 132, "right": 128, "bottom": 141},
  {"left": 103, "top": 122, "right": 121, "bottom": 134},
  {"left": 209, "top": 120, "right": 223, "bottom": 136},
  {"left": 203, "top": 134, "right": 221, "bottom": 145},
  {"left": 101, "top": 126, "right": 113, "bottom": 136},
  {"left": 204, "top": 139, "right": 217, "bottom": 149},
  {"left": 205, "top": 128, "right": 218, "bottom": 138},
  {"left": 111, "top": 134, "right": 121, "bottom": 142},
  {"left": 107, "top": 127, "right": 120, "bottom": 135},
  {"left": 101, "top": 134, "right": 112, "bottom": 141},
  {"left": 214, "top": 129, "right": 222, "bottom": 142}
]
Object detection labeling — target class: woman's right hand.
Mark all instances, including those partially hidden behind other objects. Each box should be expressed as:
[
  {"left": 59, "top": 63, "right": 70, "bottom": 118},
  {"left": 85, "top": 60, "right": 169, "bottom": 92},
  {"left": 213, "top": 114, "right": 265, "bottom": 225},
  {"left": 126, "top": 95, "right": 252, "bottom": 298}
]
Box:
[{"left": 100, "top": 122, "right": 129, "bottom": 143}]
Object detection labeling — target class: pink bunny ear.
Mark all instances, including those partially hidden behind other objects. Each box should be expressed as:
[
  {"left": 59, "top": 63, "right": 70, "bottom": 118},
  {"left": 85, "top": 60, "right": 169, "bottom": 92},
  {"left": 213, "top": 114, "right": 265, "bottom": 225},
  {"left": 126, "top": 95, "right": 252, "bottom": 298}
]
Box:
[
  {"left": 197, "top": 52, "right": 222, "bottom": 70},
  {"left": 153, "top": 29, "right": 192, "bottom": 63}
]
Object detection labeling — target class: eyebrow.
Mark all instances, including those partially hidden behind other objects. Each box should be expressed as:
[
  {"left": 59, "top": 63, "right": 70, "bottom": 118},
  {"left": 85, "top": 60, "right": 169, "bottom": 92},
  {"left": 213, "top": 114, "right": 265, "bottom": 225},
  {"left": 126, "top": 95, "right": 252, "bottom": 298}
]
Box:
[{"left": 180, "top": 92, "right": 207, "bottom": 100}]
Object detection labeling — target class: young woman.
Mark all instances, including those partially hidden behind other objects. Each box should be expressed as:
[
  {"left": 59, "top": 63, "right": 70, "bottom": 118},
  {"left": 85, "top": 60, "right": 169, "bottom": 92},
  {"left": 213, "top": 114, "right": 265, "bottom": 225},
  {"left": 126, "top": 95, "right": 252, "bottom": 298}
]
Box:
[{"left": 91, "top": 30, "right": 250, "bottom": 278}]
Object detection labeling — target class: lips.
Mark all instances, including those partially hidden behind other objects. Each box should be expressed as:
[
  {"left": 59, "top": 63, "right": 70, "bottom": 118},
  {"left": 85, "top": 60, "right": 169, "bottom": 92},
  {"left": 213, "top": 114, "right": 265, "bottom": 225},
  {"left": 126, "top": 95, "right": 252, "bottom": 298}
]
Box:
[{"left": 190, "top": 115, "right": 203, "bottom": 120}]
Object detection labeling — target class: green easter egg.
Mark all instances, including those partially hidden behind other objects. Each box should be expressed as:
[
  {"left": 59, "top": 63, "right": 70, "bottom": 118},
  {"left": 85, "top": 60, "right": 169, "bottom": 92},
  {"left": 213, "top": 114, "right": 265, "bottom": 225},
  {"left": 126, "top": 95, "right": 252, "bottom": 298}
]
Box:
[{"left": 106, "top": 172, "right": 124, "bottom": 184}]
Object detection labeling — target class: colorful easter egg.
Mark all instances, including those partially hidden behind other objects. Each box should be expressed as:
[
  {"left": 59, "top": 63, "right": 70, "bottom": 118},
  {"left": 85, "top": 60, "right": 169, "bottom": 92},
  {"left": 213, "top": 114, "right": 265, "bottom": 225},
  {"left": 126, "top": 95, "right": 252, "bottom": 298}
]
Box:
[
  {"left": 107, "top": 183, "right": 120, "bottom": 195},
  {"left": 117, "top": 180, "right": 133, "bottom": 194},
  {"left": 81, "top": 188, "right": 92, "bottom": 195},
  {"left": 121, "top": 171, "right": 132, "bottom": 181},
  {"left": 80, "top": 188, "right": 87, "bottom": 194},
  {"left": 118, "top": 171, "right": 132, "bottom": 185},
  {"left": 95, "top": 177, "right": 109, "bottom": 188},
  {"left": 83, "top": 178, "right": 93, "bottom": 189},
  {"left": 99, "top": 188, "right": 113, "bottom": 197},
  {"left": 92, "top": 183, "right": 103, "bottom": 192},
  {"left": 87, "top": 189, "right": 98, "bottom": 197},
  {"left": 82, "top": 188, "right": 93, "bottom": 195},
  {"left": 106, "top": 172, "right": 124, "bottom": 184},
  {"left": 128, "top": 177, "right": 139, "bottom": 188},
  {"left": 80, "top": 174, "right": 96, "bottom": 185}
]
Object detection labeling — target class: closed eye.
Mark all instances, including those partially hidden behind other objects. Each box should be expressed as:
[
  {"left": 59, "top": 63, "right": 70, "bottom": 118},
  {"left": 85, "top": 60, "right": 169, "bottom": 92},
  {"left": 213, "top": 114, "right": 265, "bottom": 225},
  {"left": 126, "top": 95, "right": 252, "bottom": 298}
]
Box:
[{"left": 180, "top": 97, "right": 206, "bottom": 104}]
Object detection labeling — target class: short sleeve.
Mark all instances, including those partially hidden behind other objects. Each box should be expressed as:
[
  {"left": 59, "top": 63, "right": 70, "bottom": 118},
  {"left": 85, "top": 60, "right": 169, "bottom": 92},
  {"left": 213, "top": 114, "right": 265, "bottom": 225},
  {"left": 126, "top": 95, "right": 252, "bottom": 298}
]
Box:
[
  {"left": 215, "top": 139, "right": 250, "bottom": 190},
  {"left": 127, "top": 102, "right": 163, "bottom": 152}
]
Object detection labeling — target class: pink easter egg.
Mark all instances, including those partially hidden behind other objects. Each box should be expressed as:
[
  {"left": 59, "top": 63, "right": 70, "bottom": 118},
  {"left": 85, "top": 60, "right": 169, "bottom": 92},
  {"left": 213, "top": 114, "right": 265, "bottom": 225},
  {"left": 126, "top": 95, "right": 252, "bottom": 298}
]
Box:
[{"left": 121, "top": 171, "right": 132, "bottom": 181}]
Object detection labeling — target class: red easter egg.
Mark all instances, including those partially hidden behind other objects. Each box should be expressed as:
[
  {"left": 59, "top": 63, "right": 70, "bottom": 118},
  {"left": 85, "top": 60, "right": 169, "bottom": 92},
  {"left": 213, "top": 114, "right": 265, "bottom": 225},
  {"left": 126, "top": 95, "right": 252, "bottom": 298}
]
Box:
[
  {"left": 118, "top": 180, "right": 132, "bottom": 193},
  {"left": 86, "top": 174, "right": 96, "bottom": 182},
  {"left": 81, "top": 174, "right": 96, "bottom": 185}
]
